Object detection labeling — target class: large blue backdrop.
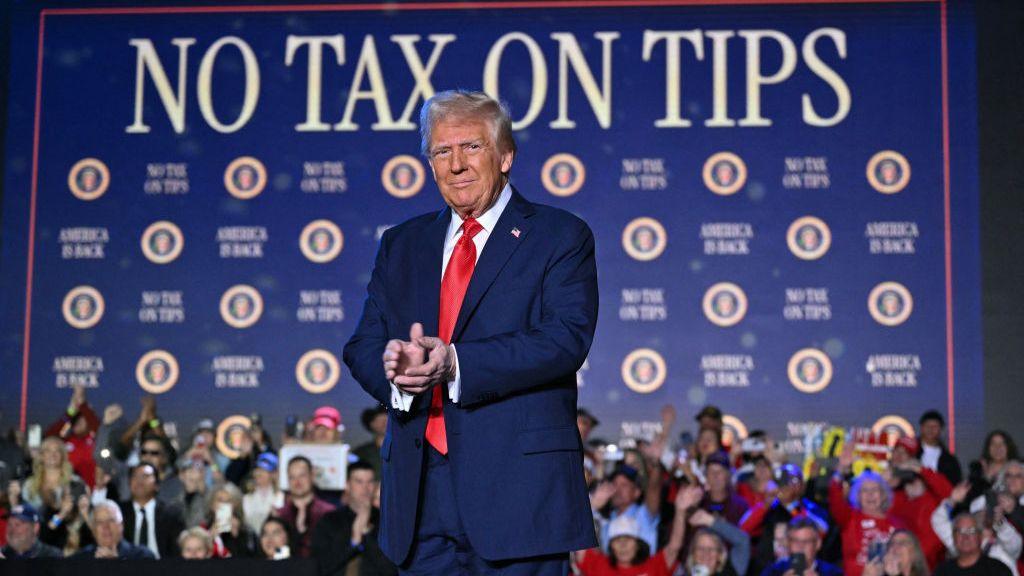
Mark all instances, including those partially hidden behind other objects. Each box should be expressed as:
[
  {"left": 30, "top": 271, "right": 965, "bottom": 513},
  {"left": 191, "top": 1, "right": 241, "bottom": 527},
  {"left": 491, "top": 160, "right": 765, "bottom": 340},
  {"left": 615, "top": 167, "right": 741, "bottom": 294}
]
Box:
[{"left": 0, "top": 0, "right": 982, "bottom": 457}]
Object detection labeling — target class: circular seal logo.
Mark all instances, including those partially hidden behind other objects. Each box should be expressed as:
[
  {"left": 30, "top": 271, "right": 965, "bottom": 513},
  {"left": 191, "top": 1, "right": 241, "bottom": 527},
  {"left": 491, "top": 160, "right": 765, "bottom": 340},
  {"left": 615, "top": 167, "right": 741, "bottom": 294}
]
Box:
[
  {"left": 295, "top": 349, "right": 341, "bottom": 394},
  {"left": 215, "top": 415, "right": 253, "bottom": 460},
  {"left": 135, "top": 350, "right": 179, "bottom": 394},
  {"left": 721, "top": 415, "right": 749, "bottom": 447},
  {"left": 381, "top": 155, "right": 425, "bottom": 199},
  {"left": 703, "top": 152, "right": 747, "bottom": 196},
  {"left": 68, "top": 158, "right": 110, "bottom": 201},
  {"left": 786, "top": 216, "right": 832, "bottom": 260},
  {"left": 871, "top": 415, "right": 916, "bottom": 447},
  {"left": 868, "top": 281, "right": 913, "bottom": 326},
  {"left": 62, "top": 286, "right": 105, "bottom": 329},
  {"left": 224, "top": 156, "right": 267, "bottom": 199},
  {"left": 621, "top": 348, "right": 667, "bottom": 394},
  {"left": 140, "top": 221, "right": 184, "bottom": 264},
  {"left": 866, "top": 151, "right": 911, "bottom": 194},
  {"left": 219, "top": 285, "right": 264, "bottom": 329},
  {"left": 541, "top": 153, "right": 586, "bottom": 197},
  {"left": 299, "top": 220, "right": 344, "bottom": 264},
  {"left": 622, "top": 217, "right": 667, "bottom": 261},
  {"left": 787, "top": 348, "right": 833, "bottom": 393},
  {"left": 702, "top": 282, "right": 748, "bottom": 327}
]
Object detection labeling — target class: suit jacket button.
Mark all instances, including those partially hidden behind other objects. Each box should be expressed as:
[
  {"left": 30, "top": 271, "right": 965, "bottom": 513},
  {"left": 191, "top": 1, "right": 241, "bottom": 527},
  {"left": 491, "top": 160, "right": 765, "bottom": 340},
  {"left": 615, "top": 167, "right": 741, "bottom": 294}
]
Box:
[{"left": 414, "top": 438, "right": 421, "bottom": 449}]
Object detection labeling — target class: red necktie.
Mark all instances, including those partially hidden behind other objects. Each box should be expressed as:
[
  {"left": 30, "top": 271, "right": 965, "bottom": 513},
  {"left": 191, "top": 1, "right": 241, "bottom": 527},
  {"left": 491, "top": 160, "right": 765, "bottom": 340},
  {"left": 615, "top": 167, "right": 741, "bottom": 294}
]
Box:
[{"left": 426, "top": 218, "right": 483, "bottom": 454}]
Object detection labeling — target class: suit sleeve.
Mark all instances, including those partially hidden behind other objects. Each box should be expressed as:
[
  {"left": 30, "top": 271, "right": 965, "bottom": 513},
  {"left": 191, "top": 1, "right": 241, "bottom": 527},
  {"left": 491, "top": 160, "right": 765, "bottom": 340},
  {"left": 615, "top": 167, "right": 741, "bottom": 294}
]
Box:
[
  {"left": 343, "top": 231, "right": 395, "bottom": 408},
  {"left": 452, "top": 218, "right": 598, "bottom": 407}
]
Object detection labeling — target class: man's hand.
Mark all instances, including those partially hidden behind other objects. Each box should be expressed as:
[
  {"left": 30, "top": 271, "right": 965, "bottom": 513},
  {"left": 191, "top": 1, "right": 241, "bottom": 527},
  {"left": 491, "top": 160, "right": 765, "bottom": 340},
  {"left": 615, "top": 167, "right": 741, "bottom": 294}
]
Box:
[
  {"left": 383, "top": 323, "right": 428, "bottom": 383},
  {"left": 393, "top": 335, "right": 456, "bottom": 395}
]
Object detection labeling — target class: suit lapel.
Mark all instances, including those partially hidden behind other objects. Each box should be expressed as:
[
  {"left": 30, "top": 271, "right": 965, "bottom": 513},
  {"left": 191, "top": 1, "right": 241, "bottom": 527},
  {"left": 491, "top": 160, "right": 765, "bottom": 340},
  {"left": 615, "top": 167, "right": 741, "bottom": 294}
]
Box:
[{"left": 451, "top": 189, "right": 535, "bottom": 342}]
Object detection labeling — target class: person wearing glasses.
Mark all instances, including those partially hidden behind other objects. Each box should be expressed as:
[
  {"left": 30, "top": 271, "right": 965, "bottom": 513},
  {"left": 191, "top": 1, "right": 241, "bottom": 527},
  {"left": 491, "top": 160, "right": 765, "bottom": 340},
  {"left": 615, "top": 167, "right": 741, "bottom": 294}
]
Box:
[
  {"left": 933, "top": 512, "right": 1014, "bottom": 575},
  {"left": 932, "top": 481, "right": 1020, "bottom": 575}
]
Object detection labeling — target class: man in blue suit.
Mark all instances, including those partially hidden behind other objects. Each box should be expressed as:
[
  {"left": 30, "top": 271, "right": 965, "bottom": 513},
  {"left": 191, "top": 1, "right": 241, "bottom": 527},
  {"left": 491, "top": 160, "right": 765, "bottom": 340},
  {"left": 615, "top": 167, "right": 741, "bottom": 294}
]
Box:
[{"left": 344, "top": 90, "right": 599, "bottom": 574}]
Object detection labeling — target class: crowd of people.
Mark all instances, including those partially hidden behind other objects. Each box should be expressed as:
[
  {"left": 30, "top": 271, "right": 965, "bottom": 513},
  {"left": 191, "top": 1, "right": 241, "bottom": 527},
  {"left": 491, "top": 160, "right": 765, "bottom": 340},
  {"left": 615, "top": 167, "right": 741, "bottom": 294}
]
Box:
[{"left": 0, "top": 386, "right": 1022, "bottom": 576}]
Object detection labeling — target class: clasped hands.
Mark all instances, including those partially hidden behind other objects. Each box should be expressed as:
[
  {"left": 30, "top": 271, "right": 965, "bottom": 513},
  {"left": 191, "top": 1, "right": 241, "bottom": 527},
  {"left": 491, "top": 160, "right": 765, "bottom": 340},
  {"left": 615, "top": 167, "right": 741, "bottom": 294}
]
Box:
[{"left": 383, "top": 322, "right": 456, "bottom": 396}]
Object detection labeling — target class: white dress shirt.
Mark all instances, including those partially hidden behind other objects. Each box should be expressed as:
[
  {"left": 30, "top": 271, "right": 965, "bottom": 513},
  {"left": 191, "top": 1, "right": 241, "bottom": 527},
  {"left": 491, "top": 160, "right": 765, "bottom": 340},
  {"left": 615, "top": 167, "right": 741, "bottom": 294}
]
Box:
[
  {"left": 390, "top": 183, "right": 513, "bottom": 412},
  {"left": 134, "top": 498, "right": 160, "bottom": 558}
]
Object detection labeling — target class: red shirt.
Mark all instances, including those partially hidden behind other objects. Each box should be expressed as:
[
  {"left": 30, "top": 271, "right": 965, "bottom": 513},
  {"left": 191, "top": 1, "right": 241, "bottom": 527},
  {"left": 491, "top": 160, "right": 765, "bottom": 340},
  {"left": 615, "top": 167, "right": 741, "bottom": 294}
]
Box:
[
  {"left": 829, "top": 478, "right": 904, "bottom": 576},
  {"left": 577, "top": 548, "right": 677, "bottom": 576},
  {"left": 890, "top": 468, "right": 952, "bottom": 570}
]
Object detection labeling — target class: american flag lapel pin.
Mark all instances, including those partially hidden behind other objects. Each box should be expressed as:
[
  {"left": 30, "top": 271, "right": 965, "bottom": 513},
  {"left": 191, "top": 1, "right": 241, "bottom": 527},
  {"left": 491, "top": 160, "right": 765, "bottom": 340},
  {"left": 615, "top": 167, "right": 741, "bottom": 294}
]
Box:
[{"left": 511, "top": 227, "right": 521, "bottom": 238}]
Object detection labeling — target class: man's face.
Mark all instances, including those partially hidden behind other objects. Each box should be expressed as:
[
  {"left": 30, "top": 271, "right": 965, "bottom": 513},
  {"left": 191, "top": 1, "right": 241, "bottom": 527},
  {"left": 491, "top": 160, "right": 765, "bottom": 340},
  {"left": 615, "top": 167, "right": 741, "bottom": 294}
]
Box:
[
  {"left": 787, "top": 527, "right": 820, "bottom": 561},
  {"left": 920, "top": 420, "right": 942, "bottom": 445},
  {"left": 93, "top": 506, "right": 123, "bottom": 549},
  {"left": 130, "top": 465, "right": 158, "bottom": 503},
  {"left": 427, "top": 118, "right": 513, "bottom": 218},
  {"left": 139, "top": 440, "right": 166, "bottom": 469},
  {"left": 6, "top": 517, "right": 38, "bottom": 553},
  {"left": 953, "top": 516, "right": 982, "bottom": 556},
  {"left": 347, "top": 470, "right": 377, "bottom": 508},
  {"left": 610, "top": 475, "right": 640, "bottom": 509},
  {"left": 288, "top": 460, "right": 313, "bottom": 498}
]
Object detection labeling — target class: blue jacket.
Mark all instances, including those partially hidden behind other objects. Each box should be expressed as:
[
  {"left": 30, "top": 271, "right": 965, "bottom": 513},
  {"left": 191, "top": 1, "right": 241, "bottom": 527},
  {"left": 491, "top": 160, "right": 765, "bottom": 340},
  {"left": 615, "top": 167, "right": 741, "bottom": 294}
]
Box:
[{"left": 344, "top": 189, "right": 599, "bottom": 564}]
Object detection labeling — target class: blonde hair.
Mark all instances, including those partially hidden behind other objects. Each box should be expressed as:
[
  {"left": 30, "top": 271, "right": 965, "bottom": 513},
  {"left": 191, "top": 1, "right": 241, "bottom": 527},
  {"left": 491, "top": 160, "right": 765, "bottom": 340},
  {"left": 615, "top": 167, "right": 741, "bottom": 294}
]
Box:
[{"left": 25, "top": 437, "right": 75, "bottom": 508}]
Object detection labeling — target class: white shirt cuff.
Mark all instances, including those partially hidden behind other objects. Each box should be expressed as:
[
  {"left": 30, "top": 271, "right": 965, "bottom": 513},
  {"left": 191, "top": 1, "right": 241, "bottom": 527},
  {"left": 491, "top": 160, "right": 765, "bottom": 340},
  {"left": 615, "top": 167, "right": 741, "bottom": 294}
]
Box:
[
  {"left": 388, "top": 345, "right": 460, "bottom": 412},
  {"left": 448, "top": 344, "right": 461, "bottom": 404},
  {"left": 389, "top": 383, "right": 414, "bottom": 412}
]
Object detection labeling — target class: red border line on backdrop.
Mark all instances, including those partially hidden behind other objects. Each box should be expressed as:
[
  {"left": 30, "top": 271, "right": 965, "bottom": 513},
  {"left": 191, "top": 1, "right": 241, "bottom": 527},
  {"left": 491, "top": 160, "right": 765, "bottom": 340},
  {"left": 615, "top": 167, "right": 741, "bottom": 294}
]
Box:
[
  {"left": 939, "top": 0, "right": 955, "bottom": 452},
  {"left": 24, "top": 0, "right": 956, "bottom": 449},
  {"left": 41, "top": 0, "right": 939, "bottom": 17}
]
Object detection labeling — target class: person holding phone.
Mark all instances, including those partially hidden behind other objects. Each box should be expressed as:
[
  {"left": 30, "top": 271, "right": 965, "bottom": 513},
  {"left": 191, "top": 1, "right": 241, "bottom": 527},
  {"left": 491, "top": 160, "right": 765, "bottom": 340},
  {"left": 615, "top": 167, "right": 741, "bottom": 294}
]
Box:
[
  {"left": 861, "top": 529, "right": 930, "bottom": 576},
  {"left": 761, "top": 517, "right": 842, "bottom": 576}
]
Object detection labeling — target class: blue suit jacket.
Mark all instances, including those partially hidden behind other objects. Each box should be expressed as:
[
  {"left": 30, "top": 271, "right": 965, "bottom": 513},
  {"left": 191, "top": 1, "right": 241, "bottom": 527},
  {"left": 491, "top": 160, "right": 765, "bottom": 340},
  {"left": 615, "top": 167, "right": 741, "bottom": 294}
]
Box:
[{"left": 343, "top": 188, "right": 599, "bottom": 564}]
